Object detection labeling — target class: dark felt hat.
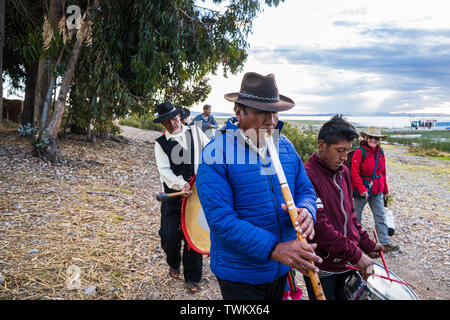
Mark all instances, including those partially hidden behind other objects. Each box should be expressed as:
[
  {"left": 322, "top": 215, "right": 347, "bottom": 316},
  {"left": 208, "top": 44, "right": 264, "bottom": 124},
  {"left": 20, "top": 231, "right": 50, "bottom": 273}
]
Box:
[
  {"left": 179, "top": 107, "right": 190, "bottom": 121},
  {"left": 153, "top": 101, "right": 181, "bottom": 123},
  {"left": 224, "top": 72, "right": 295, "bottom": 112}
]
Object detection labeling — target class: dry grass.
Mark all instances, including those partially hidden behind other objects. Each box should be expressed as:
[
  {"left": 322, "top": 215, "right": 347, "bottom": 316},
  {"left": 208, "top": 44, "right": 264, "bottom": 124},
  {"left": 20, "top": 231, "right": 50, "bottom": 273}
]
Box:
[{"left": 0, "top": 128, "right": 220, "bottom": 300}]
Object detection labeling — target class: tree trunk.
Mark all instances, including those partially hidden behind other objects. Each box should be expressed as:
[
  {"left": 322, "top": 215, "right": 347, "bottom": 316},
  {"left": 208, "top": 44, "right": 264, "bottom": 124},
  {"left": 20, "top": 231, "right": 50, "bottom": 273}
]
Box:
[
  {"left": 46, "top": 38, "right": 83, "bottom": 141},
  {"left": 0, "top": 0, "right": 5, "bottom": 123},
  {"left": 44, "top": 0, "right": 99, "bottom": 161},
  {"left": 34, "top": 0, "right": 64, "bottom": 129},
  {"left": 21, "top": 61, "right": 38, "bottom": 126},
  {"left": 41, "top": 43, "right": 65, "bottom": 129},
  {"left": 33, "top": 59, "right": 49, "bottom": 127},
  {"left": 41, "top": 72, "right": 56, "bottom": 129}
]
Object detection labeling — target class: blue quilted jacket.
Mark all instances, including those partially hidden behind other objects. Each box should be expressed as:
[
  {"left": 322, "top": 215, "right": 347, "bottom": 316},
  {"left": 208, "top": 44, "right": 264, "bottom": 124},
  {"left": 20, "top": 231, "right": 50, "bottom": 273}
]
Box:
[{"left": 196, "top": 117, "right": 317, "bottom": 284}]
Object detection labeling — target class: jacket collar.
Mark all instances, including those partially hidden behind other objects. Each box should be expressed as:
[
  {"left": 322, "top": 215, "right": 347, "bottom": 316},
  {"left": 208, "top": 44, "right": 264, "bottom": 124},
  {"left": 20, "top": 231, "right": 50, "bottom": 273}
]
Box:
[{"left": 224, "top": 117, "right": 285, "bottom": 160}]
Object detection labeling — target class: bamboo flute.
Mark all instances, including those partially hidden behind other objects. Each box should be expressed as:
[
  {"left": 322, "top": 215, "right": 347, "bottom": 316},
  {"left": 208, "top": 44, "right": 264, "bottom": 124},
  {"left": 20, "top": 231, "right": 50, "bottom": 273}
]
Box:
[{"left": 264, "top": 133, "right": 326, "bottom": 300}]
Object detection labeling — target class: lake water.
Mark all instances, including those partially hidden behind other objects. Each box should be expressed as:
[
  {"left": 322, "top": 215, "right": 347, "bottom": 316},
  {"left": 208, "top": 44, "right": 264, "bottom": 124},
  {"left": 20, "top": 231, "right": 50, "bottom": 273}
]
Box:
[{"left": 278, "top": 115, "right": 450, "bottom": 129}]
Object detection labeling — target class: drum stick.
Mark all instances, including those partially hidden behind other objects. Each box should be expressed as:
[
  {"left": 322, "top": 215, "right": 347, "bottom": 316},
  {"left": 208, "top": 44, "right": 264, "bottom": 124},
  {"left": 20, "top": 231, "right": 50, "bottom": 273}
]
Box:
[
  {"left": 264, "top": 133, "right": 326, "bottom": 301},
  {"left": 373, "top": 230, "right": 391, "bottom": 279},
  {"left": 345, "top": 265, "right": 410, "bottom": 286},
  {"left": 155, "top": 191, "right": 188, "bottom": 201}
]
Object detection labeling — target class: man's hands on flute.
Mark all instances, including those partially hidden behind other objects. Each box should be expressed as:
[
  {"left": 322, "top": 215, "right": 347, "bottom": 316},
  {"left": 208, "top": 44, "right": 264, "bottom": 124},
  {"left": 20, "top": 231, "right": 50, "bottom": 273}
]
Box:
[
  {"left": 272, "top": 206, "right": 322, "bottom": 275},
  {"left": 281, "top": 206, "right": 315, "bottom": 240},
  {"left": 271, "top": 240, "right": 322, "bottom": 275}
]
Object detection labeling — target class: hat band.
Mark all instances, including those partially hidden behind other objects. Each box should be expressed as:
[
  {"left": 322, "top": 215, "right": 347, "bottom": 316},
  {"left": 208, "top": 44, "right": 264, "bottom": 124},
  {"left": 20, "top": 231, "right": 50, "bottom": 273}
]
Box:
[
  {"left": 239, "top": 92, "right": 280, "bottom": 102},
  {"left": 156, "top": 107, "right": 177, "bottom": 118}
]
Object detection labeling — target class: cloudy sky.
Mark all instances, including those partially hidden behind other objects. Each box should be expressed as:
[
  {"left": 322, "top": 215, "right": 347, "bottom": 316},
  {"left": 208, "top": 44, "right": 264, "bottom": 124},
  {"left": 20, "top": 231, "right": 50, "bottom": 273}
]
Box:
[{"left": 193, "top": 0, "right": 450, "bottom": 115}]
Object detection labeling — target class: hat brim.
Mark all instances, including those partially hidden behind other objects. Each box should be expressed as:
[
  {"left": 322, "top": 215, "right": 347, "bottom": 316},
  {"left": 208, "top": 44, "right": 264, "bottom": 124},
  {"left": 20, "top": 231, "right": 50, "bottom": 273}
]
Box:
[
  {"left": 224, "top": 92, "right": 295, "bottom": 112},
  {"left": 180, "top": 109, "right": 190, "bottom": 120},
  {"left": 153, "top": 107, "right": 181, "bottom": 123},
  {"left": 361, "top": 131, "right": 387, "bottom": 139}
]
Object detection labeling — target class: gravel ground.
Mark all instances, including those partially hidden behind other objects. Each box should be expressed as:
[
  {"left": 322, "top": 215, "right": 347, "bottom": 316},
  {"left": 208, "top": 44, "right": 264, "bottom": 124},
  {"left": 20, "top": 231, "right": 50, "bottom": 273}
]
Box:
[
  {"left": 0, "top": 125, "right": 448, "bottom": 300},
  {"left": 363, "top": 144, "right": 450, "bottom": 300}
]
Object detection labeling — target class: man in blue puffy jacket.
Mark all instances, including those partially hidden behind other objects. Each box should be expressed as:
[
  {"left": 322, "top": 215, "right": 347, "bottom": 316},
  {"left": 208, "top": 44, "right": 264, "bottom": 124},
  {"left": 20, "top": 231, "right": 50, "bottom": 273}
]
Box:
[{"left": 196, "top": 72, "right": 322, "bottom": 300}]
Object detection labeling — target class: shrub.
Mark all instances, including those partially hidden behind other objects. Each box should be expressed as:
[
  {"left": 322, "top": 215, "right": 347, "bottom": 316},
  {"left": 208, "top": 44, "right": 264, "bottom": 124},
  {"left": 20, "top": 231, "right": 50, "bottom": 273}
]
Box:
[
  {"left": 118, "top": 115, "right": 164, "bottom": 132},
  {"left": 18, "top": 123, "right": 38, "bottom": 137},
  {"left": 118, "top": 118, "right": 142, "bottom": 129},
  {"left": 282, "top": 121, "right": 318, "bottom": 162}
]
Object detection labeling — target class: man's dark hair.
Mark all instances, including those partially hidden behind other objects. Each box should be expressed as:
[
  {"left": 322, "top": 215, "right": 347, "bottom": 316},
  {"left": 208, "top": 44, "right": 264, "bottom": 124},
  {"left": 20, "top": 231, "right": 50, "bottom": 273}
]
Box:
[
  {"left": 318, "top": 114, "right": 359, "bottom": 146},
  {"left": 203, "top": 104, "right": 211, "bottom": 110},
  {"left": 234, "top": 102, "right": 248, "bottom": 115}
]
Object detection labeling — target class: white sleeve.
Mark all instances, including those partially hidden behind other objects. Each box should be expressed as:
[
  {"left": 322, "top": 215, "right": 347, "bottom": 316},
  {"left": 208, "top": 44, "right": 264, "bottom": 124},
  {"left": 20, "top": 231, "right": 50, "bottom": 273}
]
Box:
[
  {"left": 154, "top": 141, "right": 187, "bottom": 191},
  {"left": 197, "top": 126, "right": 211, "bottom": 148}
]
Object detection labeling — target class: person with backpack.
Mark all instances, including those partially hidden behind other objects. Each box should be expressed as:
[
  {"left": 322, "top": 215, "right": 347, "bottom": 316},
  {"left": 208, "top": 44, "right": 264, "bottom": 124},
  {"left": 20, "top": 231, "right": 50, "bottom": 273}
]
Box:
[
  {"left": 350, "top": 127, "right": 399, "bottom": 253},
  {"left": 304, "top": 116, "right": 383, "bottom": 300}
]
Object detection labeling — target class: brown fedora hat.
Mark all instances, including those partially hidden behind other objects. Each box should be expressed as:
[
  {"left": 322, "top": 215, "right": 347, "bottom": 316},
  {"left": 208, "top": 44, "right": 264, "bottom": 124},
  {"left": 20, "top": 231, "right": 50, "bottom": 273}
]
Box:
[{"left": 224, "top": 72, "right": 295, "bottom": 112}]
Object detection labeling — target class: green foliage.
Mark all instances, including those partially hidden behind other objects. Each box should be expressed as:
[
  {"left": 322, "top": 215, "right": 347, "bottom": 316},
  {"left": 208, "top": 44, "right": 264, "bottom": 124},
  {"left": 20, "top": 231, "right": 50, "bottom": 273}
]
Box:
[
  {"left": 118, "top": 118, "right": 143, "bottom": 129},
  {"left": 383, "top": 130, "right": 450, "bottom": 153},
  {"left": 282, "top": 121, "right": 318, "bottom": 162},
  {"left": 32, "top": 130, "right": 50, "bottom": 155},
  {"left": 18, "top": 123, "right": 38, "bottom": 137},
  {"left": 5, "top": 0, "right": 285, "bottom": 138},
  {"left": 18, "top": 122, "right": 50, "bottom": 156},
  {"left": 408, "top": 146, "right": 448, "bottom": 158},
  {"left": 118, "top": 114, "right": 165, "bottom": 132},
  {"left": 67, "top": 0, "right": 283, "bottom": 133}
]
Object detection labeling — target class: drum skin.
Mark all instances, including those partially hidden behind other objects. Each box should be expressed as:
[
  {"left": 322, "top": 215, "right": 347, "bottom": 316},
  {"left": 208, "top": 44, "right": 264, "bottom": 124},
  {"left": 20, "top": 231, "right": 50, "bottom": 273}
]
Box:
[
  {"left": 181, "top": 176, "right": 211, "bottom": 255},
  {"left": 345, "top": 262, "right": 419, "bottom": 300}
]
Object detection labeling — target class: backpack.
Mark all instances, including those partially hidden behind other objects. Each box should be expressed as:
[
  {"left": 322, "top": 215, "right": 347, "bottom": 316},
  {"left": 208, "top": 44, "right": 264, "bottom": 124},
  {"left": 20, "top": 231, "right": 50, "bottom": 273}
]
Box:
[
  {"left": 345, "top": 146, "right": 384, "bottom": 198},
  {"left": 344, "top": 146, "right": 365, "bottom": 170},
  {"left": 344, "top": 146, "right": 384, "bottom": 170}
]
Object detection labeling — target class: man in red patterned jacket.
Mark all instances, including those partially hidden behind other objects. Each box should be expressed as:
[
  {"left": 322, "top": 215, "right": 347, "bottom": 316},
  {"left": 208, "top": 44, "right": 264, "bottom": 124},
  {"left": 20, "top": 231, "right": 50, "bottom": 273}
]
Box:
[{"left": 304, "top": 115, "right": 383, "bottom": 300}]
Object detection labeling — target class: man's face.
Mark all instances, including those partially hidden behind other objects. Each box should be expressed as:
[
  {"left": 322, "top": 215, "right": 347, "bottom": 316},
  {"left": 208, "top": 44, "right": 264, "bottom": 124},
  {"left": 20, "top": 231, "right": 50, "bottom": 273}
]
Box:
[
  {"left": 318, "top": 139, "right": 353, "bottom": 170},
  {"left": 203, "top": 107, "right": 211, "bottom": 116},
  {"left": 162, "top": 114, "right": 182, "bottom": 134},
  {"left": 236, "top": 105, "right": 278, "bottom": 145}
]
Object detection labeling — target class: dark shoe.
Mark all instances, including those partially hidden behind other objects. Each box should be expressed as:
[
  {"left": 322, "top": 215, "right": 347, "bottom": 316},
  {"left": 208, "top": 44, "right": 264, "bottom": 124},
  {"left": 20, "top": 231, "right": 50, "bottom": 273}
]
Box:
[
  {"left": 169, "top": 267, "right": 180, "bottom": 280},
  {"left": 186, "top": 281, "right": 200, "bottom": 293},
  {"left": 383, "top": 243, "right": 399, "bottom": 252}
]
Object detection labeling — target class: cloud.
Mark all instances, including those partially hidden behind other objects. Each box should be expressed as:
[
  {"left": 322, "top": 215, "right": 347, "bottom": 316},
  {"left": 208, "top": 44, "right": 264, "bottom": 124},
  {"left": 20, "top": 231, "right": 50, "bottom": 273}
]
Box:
[
  {"left": 248, "top": 23, "right": 450, "bottom": 114},
  {"left": 197, "top": 1, "right": 450, "bottom": 115}
]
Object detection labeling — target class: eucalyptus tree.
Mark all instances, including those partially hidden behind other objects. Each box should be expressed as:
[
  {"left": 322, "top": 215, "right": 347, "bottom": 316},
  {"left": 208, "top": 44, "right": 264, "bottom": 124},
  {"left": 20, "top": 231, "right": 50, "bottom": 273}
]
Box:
[
  {"left": 0, "top": 0, "right": 5, "bottom": 123},
  {"left": 6, "top": 0, "right": 284, "bottom": 160},
  {"left": 68, "top": 0, "right": 284, "bottom": 137}
]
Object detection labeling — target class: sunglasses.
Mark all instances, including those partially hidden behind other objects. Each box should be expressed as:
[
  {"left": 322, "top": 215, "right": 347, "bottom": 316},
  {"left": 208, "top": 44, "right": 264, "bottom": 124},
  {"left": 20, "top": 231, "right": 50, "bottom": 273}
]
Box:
[{"left": 367, "top": 135, "right": 380, "bottom": 141}]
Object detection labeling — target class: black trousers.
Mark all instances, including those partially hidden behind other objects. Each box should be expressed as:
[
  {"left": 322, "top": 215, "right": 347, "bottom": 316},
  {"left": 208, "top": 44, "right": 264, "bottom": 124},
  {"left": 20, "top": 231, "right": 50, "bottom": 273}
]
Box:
[
  {"left": 158, "top": 199, "right": 203, "bottom": 283},
  {"left": 217, "top": 274, "right": 288, "bottom": 300},
  {"left": 303, "top": 270, "right": 355, "bottom": 300}
]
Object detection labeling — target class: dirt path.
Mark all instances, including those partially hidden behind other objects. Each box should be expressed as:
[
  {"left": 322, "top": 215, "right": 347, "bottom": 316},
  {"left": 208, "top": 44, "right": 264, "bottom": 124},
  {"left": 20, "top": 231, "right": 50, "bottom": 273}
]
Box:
[
  {"left": 365, "top": 144, "right": 449, "bottom": 300},
  {"left": 0, "top": 126, "right": 448, "bottom": 300}
]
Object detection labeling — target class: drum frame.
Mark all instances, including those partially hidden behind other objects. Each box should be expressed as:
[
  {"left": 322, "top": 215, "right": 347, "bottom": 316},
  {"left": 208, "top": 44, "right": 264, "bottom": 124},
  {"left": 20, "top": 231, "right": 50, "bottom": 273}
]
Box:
[
  {"left": 181, "top": 175, "right": 210, "bottom": 256},
  {"left": 344, "top": 262, "right": 419, "bottom": 300}
]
